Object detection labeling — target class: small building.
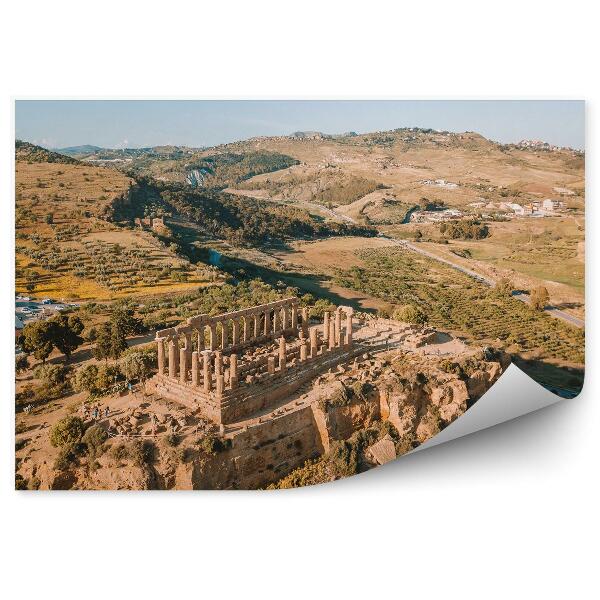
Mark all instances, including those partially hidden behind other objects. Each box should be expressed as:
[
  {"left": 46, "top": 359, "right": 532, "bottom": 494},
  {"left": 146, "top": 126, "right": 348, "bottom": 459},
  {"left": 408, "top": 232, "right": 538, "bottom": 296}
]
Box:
[{"left": 542, "top": 198, "right": 565, "bottom": 212}]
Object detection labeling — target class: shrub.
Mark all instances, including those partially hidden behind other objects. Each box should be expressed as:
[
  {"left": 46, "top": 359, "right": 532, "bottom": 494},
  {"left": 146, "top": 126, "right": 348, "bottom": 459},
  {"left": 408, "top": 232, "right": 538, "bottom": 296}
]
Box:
[
  {"left": 50, "top": 416, "right": 84, "bottom": 449},
  {"left": 33, "top": 363, "right": 70, "bottom": 387},
  {"left": 73, "top": 363, "right": 99, "bottom": 394},
  {"left": 128, "top": 440, "right": 156, "bottom": 467},
  {"left": 393, "top": 304, "right": 428, "bottom": 325},
  {"left": 165, "top": 433, "right": 179, "bottom": 447},
  {"left": 82, "top": 424, "right": 108, "bottom": 457},
  {"left": 15, "top": 354, "right": 29, "bottom": 373},
  {"left": 197, "top": 435, "right": 230, "bottom": 455},
  {"left": 530, "top": 286, "right": 550, "bottom": 311},
  {"left": 53, "top": 446, "right": 76, "bottom": 471}
]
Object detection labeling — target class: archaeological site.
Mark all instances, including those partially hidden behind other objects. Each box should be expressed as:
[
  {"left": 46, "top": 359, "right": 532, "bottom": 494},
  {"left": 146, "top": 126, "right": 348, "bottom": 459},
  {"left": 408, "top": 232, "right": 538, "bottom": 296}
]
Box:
[{"left": 16, "top": 293, "right": 510, "bottom": 490}]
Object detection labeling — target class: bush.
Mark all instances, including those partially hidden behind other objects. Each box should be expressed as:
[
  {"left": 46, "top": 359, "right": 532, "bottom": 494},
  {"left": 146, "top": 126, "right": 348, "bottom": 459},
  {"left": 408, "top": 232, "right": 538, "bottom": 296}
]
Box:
[
  {"left": 128, "top": 440, "right": 156, "bottom": 467},
  {"left": 50, "top": 416, "right": 84, "bottom": 449},
  {"left": 73, "top": 363, "right": 99, "bottom": 394},
  {"left": 165, "top": 433, "right": 179, "bottom": 447},
  {"left": 309, "top": 299, "right": 336, "bottom": 319},
  {"left": 197, "top": 435, "right": 230, "bottom": 455},
  {"left": 393, "top": 304, "right": 428, "bottom": 325},
  {"left": 33, "top": 363, "right": 70, "bottom": 387},
  {"left": 530, "top": 286, "right": 550, "bottom": 311},
  {"left": 82, "top": 424, "right": 108, "bottom": 457},
  {"left": 15, "top": 354, "right": 29, "bottom": 373},
  {"left": 53, "top": 446, "right": 76, "bottom": 471}
]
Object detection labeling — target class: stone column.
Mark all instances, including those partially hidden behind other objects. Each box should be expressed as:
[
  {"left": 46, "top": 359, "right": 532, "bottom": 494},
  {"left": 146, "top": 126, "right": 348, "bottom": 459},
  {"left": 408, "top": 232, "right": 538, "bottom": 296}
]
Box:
[
  {"left": 301, "top": 307, "right": 309, "bottom": 337},
  {"left": 278, "top": 336, "right": 286, "bottom": 371},
  {"left": 328, "top": 320, "right": 336, "bottom": 350},
  {"left": 267, "top": 356, "right": 276, "bottom": 375},
  {"left": 345, "top": 311, "right": 353, "bottom": 346},
  {"left": 168, "top": 340, "right": 177, "bottom": 379},
  {"left": 273, "top": 309, "right": 280, "bottom": 334},
  {"left": 216, "top": 374, "right": 224, "bottom": 397},
  {"left": 191, "top": 351, "right": 199, "bottom": 386},
  {"left": 300, "top": 340, "right": 307, "bottom": 362},
  {"left": 202, "top": 351, "right": 212, "bottom": 392},
  {"left": 229, "top": 354, "right": 238, "bottom": 389},
  {"left": 291, "top": 304, "right": 298, "bottom": 330},
  {"left": 232, "top": 320, "right": 239, "bottom": 347},
  {"left": 157, "top": 339, "right": 165, "bottom": 376},
  {"left": 310, "top": 328, "right": 318, "bottom": 358},
  {"left": 179, "top": 347, "right": 188, "bottom": 384},
  {"left": 282, "top": 306, "right": 288, "bottom": 330},
  {"left": 323, "top": 311, "right": 330, "bottom": 341},
  {"left": 197, "top": 329, "right": 205, "bottom": 352},
  {"left": 214, "top": 351, "right": 223, "bottom": 378},
  {"left": 209, "top": 324, "right": 217, "bottom": 351},
  {"left": 253, "top": 313, "right": 260, "bottom": 338},
  {"left": 335, "top": 310, "right": 342, "bottom": 346},
  {"left": 184, "top": 332, "right": 193, "bottom": 364},
  {"left": 264, "top": 310, "right": 271, "bottom": 337},
  {"left": 243, "top": 317, "right": 249, "bottom": 342},
  {"left": 220, "top": 322, "right": 228, "bottom": 350}
]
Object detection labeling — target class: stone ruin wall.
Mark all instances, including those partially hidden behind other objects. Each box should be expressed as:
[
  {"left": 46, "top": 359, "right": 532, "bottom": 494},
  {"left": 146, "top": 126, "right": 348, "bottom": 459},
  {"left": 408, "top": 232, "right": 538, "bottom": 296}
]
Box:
[{"left": 147, "top": 298, "right": 356, "bottom": 425}]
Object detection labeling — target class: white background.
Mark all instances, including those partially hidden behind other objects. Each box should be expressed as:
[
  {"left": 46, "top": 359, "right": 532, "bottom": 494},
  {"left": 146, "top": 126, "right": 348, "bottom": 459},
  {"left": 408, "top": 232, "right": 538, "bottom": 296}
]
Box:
[{"left": 1, "top": 1, "right": 597, "bottom": 598}]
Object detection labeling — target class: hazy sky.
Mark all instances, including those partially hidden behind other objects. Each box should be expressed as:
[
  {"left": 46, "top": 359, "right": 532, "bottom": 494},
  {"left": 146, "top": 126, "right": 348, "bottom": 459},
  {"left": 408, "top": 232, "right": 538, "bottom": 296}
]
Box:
[{"left": 15, "top": 100, "right": 585, "bottom": 150}]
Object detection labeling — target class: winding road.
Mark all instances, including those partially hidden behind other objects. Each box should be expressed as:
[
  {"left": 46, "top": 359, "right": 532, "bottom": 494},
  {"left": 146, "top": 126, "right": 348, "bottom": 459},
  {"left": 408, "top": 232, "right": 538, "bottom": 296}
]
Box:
[
  {"left": 382, "top": 236, "right": 584, "bottom": 329},
  {"left": 231, "top": 186, "right": 584, "bottom": 329}
]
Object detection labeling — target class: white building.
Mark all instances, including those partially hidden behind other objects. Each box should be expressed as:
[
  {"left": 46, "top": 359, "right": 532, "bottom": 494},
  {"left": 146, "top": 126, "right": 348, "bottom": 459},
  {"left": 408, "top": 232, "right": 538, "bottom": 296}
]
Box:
[{"left": 542, "top": 198, "right": 565, "bottom": 212}]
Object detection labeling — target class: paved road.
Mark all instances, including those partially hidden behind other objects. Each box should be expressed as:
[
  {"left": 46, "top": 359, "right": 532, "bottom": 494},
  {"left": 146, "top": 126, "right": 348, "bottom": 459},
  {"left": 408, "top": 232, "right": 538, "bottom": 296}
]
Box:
[
  {"left": 380, "top": 236, "right": 584, "bottom": 329},
  {"left": 231, "top": 188, "right": 584, "bottom": 329},
  {"left": 512, "top": 292, "right": 585, "bottom": 328}
]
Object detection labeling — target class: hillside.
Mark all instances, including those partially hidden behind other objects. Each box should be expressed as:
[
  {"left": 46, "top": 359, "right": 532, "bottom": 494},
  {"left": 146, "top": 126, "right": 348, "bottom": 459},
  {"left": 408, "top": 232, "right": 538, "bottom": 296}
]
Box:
[
  {"left": 15, "top": 149, "right": 219, "bottom": 301},
  {"left": 16, "top": 140, "right": 81, "bottom": 165}
]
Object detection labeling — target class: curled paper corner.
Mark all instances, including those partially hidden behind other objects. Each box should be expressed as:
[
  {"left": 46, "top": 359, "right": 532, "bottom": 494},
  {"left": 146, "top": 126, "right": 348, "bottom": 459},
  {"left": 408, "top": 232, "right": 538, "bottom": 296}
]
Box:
[{"left": 410, "top": 363, "right": 566, "bottom": 454}]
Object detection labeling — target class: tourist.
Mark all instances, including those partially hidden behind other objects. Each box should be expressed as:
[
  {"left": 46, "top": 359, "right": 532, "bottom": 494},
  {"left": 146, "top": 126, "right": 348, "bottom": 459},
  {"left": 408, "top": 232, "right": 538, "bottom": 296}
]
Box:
[
  {"left": 93, "top": 406, "right": 99, "bottom": 420},
  {"left": 105, "top": 406, "right": 110, "bottom": 418}
]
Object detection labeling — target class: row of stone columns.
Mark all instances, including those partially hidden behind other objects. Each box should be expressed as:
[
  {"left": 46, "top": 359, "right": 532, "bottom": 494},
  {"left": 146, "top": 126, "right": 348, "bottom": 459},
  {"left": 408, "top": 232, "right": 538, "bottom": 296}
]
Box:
[
  {"left": 322, "top": 308, "right": 353, "bottom": 347},
  {"left": 156, "top": 305, "right": 353, "bottom": 395},
  {"left": 187, "top": 304, "right": 304, "bottom": 354}
]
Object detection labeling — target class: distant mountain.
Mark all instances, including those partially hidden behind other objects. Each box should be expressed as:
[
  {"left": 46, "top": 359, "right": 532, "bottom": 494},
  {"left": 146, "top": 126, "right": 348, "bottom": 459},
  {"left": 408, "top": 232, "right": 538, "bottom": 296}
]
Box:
[
  {"left": 56, "top": 144, "right": 104, "bottom": 156},
  {"left": 15, "top": 140, "right": 80, "bottom": 164}
]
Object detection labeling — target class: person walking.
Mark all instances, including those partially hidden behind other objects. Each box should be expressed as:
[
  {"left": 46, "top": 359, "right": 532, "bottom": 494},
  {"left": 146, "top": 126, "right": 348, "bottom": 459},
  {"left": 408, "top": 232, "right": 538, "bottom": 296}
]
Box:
[
  {"left": 105, "top": 406, "right": 110, "bottom": 418},
  {"left": 93, "top": 406, "right": 99, "bottom": 420}
]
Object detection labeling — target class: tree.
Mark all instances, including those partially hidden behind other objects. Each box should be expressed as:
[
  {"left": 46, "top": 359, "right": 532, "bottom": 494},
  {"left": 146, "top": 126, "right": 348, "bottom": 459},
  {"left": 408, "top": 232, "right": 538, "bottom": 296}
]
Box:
[
  {"left": 19, "top": 320, "right": 54, "bottom": 363},
  {"left": 50, "top": 416, "right": 84, "bottom": 449},
  {"left": 82, "top": 424, "right": 107, "bottom": 458},
  {"left": 94, "top": 323, "right": 127, "bottom": 361},
  {"left": 15, "top": 354, "right": 29, "bottom": 374},
  {"left": 33, "top": 363, "right": 69, "bottom": 388},
  {"left": 530, "top": 286, "right": 550, "bottom": 311},
  {"left": 95, "top": 364, "right": 121, "bottom": 393},
  {"left": 73, "top": 364, "right": 99, "bottom": 394},
  {"left": 393, "top": 304, "right": 428, "bottom": 325},
  {"left": 48, "top": 314, "right": 84, "bottom": 361},
  {"left": 93, "top": 323, "right": 113, "bottom": 361},
  {"left": 120, "top": 351, "right": 154, "bottom": 389},
  {"left": 110, "top": 305, "right": 143, "bottom": 337},
  {"left": 493, "top": 277, "right": 514, "bottom": 298},
  {"left": 413, "top": 229, "right": 423, "bottom": 241}
]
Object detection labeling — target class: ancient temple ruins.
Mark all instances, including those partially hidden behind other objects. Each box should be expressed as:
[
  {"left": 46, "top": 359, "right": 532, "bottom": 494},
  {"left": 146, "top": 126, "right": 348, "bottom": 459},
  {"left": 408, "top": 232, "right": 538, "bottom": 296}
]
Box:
[{"left": 148, "top": 298, "right": 355, "bottom": 424}]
